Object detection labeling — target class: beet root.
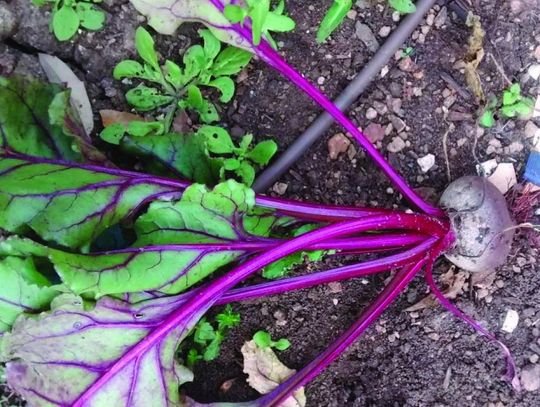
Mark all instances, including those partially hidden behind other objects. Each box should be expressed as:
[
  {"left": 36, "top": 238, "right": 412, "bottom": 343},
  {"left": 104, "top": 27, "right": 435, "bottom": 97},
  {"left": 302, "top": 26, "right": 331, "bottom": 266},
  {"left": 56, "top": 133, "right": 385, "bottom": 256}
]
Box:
[{"left": 439, "top": 176, "right": 515, "bottom": 273}]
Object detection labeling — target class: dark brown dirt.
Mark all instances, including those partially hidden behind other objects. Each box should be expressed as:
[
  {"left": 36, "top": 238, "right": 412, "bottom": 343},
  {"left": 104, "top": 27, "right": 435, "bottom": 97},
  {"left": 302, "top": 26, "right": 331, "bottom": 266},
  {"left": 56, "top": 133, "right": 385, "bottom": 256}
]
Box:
[{"left": 2, "top": 0, "right": 540, "bottom": 406}]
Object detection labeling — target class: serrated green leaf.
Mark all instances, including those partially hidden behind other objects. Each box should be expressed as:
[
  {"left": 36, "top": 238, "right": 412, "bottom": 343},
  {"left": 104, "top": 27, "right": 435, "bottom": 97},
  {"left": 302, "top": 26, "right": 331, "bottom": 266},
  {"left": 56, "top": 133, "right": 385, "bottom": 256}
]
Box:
[
  {"left": 199, "top": 29, "right": 221, "bottom": 62},
  {"left": 264, "top": 12, "right": 296, "bottom": 32},
  {"left": 53, "top": 6, "right": 80, "bottom": 41},
  {"left": 251, "top": 0, "right": 270, "bottom": 45},
  {"left": 502, "top": 83, "right": 522, "bottom": 106},
  {"left": 185, "top": 84, "right": 204, "bottom": 109},
  {"left": 127, "top": 120, "right": 164, "bottom": 137},
  {"left": 183, "top": 45, "right": 206, "bottom": 82},
  {"left": 100, "top": 123, "right": 126, "bottom": 144},
  {"left": 237, "top": 160, "right": 256, "bottom": 186},
  {"left": 135, "top": 26, "right": 160, "bottom": 71},
  {"left": 199, "top": 126, "right": 235, "bottom": 154},
  {"left": 239, "top": 134, "right": 254, "bottom": 154},
  {"left": 194, "top": 320, "right": 216, "bottom": 344},
  {"left": 163, "top": 59, "right": 184, "bottom": 88}
]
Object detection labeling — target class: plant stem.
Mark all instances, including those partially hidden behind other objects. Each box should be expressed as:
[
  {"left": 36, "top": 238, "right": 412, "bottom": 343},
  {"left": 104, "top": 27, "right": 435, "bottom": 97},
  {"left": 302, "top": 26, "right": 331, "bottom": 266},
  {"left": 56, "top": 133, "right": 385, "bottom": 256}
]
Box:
[
  {"left": 258, "top": 259, "right": 427, "bottom": 406},
  {"left": 209, "top": 0, "right": 444, "bottom": 218}
]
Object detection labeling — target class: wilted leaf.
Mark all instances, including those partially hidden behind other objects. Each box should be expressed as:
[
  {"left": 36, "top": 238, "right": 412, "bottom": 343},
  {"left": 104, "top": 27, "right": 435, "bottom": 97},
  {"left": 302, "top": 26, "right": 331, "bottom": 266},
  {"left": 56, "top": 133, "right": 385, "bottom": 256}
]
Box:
[
  {"left": 463, "top": 13, "right": 485, "bottom": 103},
  {"left": 0, "top": 76, "right": 106, "bottom": 164},
  {"left": 241, "top": 340, "right": 305, "bottom": 407},
  {"left": 39, "top": 53, "right": 95, "bottom": 136},
  {"left": 99, "top": 109, "right": 145, "bottom": 127},
  {"left": 406, "top": 269, "right": 468, "bottom": 312}
]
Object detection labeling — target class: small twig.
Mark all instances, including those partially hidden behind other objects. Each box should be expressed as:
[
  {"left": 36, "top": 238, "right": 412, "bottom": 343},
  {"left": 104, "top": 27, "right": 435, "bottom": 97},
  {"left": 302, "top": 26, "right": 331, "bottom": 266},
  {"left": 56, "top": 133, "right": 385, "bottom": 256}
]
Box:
[
  {"left": 442, "top": 124, "right": 453, "bottom": 183},
  {"left": 488, "top": 52, "right": 512, "bottom": 86},
  {"left": 440, "top": 71, "right": 471, "bottom": 100}
]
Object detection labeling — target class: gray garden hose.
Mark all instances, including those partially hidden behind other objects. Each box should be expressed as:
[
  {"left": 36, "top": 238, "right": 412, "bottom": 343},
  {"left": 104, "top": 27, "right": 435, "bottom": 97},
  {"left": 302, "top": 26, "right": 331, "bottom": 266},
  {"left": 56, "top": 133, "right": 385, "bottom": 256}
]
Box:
[{"left": 252, "top": 0, "right": 438, "bottom": 192}]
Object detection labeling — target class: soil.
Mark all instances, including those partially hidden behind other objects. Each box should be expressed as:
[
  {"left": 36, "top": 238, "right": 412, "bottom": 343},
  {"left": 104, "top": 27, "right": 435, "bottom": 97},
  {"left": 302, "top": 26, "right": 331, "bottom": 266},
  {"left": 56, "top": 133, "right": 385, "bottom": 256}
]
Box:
[{"left": 2, "top": 0, "right": 540, "bottom": 406}]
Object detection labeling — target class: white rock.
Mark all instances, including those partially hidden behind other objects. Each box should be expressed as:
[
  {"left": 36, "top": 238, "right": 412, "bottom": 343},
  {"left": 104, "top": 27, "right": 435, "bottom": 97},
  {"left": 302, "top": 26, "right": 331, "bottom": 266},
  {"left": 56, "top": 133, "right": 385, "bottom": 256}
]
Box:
[
  {"left": 387, "top": 137, "right": 406, "bottom": 153},
  {"left": 534, "top": 95, "right": 540, "bottom": 118},
  {"left": 417, "top": 154, "right": 435, "bottom": 173},
  {"left": 501, "top": 309, "right": 519, "bottom": 333},
  {"left": 488, "top": 163, "right": 517, "bottom": 194},
  {"left": 365, "top": 107, "right": 378, "bottom": 120},
  {"left": 476, "top": 159, "right": 498, "bottom": 176},
  {"left": 521, "top": 365, "right": 540, "bottom": 392},
  {"left": 528, "top": 64, "right": 540, "bottom": 81}
]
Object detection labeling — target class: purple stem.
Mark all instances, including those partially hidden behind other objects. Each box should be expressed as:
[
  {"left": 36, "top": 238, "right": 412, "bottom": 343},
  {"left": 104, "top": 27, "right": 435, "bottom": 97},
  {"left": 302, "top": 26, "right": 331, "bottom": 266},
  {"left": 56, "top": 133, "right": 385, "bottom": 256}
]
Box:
[
  {"left": 89, "top": 233, "right": 428, "bottom": 257},
  {"left": 257, "top": 259, "right": 428, "bottom": 406},
  {"left": 73, "top": 214, "right": 448, "bottom": 405},
  {"left": 215, "top": 237, "right": 437, "bottom": 304},
  {"left": 3, "top": 153, "right": 394, "bottom": 222},
  {"left": 424, "top": 263, "right": 520, "bottom": 391},
  {"left": 208, "top": 0, "right": 444, "bottom": 218}
]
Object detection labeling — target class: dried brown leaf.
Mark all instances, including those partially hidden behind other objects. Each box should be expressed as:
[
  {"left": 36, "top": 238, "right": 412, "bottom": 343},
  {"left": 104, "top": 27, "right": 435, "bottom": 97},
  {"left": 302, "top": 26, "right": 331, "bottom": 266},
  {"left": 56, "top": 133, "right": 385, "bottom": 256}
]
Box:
[
  {"left": 241, "top": 340, "right": 306, "bottom": 407},
  {"left": 463, "top": 13, "right": 486, "bottom": 102},
  {"left": 99, "top": 110, "right": 145, "bottom": 127},
  {"left": 406, "top": 269, "right": 469, "bottom": 311}
]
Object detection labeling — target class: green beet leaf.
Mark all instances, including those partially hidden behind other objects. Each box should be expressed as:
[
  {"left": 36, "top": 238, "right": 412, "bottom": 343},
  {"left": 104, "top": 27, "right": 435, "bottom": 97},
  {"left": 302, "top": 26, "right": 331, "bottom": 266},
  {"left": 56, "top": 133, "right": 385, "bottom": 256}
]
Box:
[
  {"left": 0, "top": 293, "right": 195, "bottom": 406},
  {"left": 0, "top": 156, "right": 180, "bottom": 250},
  {"left": 0, "top": 256, "right": 58, "bottom": 333}
]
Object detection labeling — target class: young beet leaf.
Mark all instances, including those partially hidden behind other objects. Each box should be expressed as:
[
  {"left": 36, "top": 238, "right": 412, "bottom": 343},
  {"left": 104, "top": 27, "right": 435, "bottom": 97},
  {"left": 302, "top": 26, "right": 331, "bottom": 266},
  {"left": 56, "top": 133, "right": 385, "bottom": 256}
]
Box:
[
  {"left": 0, "top": 76, "right": 106, "bottom": 164},
  {"left": 253, "top": 330, "right": 291, "bottom": 351},
  {"left": 113, "top": 27, "right": 251, "bottom": 130},
  {"left": 0, "top": 156, "right": 181, "bottom": 250},
  {"left": 32, "top": 0, "right": 106, "bottom": 41}
]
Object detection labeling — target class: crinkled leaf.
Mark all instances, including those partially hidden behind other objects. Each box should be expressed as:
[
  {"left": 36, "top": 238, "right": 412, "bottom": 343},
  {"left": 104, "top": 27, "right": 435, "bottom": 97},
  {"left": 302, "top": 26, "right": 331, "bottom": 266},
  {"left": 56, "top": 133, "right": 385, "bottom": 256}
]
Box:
[
  {"left": 241, "top": 340, "right": 306, "bottom": 407},
  {"left": 0, "top": 156, "right": 179, "bottom": 249},
  {"left": 135, "top": 179, "right": 279, "bottom": 246},
  {"left": 0, "top": 75, "right": 105, "bottom": 163},
  {"left": 0, "top": 293, "right": 195, "bottom": 406},
  {"left": 113, "top": 60, "right": 146, "bottom": 79},
  {"left": 0, "top": 256, "right": 58, "bottom": 333}
]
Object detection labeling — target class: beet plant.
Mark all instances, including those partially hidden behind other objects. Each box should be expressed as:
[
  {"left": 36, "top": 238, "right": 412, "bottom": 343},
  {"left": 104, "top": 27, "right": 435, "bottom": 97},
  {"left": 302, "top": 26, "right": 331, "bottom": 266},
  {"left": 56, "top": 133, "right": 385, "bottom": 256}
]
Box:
[{"left": 0, "top": 0, "right": 522, "bottom": 405}]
